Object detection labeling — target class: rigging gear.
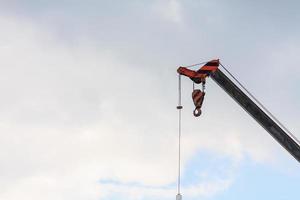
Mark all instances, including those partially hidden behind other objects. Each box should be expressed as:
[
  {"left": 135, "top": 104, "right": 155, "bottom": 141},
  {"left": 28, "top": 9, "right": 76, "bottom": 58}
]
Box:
[
  {"left": 176, "top": 75, "right": 182, "bottom": 199},
  {"left": 192, "top": 89, "right": 205, "bottom": 117}
]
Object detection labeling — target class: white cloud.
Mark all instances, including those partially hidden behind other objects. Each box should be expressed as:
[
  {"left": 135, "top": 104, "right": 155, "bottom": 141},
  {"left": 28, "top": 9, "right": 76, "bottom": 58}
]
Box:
[
  {"left": 153, "top": 0, "right": 183, "bottom": 24},
  {"left": 99, "top": 177, "right": 232, "bottom": 200},
  {"left": 0, "top": 7, "right": 296, "bottom": 200}
]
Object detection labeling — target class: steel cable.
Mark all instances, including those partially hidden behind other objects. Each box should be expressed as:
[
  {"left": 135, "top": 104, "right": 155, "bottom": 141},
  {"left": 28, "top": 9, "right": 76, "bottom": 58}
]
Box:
[{"left": 219, "top": 62, "right": 300, "bottom": 145}]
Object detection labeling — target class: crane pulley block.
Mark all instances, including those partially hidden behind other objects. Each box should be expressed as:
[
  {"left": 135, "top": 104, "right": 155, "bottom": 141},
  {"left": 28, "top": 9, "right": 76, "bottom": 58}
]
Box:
[{"left": 192, "top": 89, "right": 205, "bottom": 117}]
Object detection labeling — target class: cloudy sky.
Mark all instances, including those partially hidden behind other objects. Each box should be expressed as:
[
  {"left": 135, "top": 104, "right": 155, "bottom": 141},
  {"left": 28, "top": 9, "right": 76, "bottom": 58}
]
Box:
[{"left": 0, "top": 1, "right": 300, "bottom": 200}]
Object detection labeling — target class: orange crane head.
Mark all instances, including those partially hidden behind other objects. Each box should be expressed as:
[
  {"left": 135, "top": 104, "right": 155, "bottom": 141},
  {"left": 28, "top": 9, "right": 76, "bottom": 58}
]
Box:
[{"left": 177, "top": 59, "right": 219, "bottom": 84}]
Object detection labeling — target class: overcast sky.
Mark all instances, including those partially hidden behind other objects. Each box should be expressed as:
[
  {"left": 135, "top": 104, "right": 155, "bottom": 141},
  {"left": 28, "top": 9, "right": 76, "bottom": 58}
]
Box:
[{"left": 0, "top": 1, "right": 300, "bottom": 200}]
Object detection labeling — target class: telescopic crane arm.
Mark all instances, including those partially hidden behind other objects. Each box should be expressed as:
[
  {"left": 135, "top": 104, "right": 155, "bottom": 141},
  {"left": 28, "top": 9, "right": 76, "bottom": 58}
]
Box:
[{"left": 177, "top": 60, "right": 300, "bottom": 162}]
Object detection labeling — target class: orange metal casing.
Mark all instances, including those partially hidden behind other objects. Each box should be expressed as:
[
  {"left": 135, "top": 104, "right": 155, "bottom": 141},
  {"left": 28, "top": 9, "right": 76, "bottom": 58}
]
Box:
[{"left": 177, "top": 59, "right": 219, "bottom": 82}]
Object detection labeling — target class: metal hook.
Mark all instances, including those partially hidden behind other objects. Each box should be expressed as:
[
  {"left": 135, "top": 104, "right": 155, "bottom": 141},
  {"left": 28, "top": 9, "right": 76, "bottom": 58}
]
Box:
[{"left": 193, "top": 107, "right": 202, "bottom": 117}]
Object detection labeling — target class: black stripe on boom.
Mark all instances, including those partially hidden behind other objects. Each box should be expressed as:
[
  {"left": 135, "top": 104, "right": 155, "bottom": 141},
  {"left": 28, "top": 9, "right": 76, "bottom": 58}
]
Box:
[
  {"left": 204, "top": 61, "right": 219, "bottom": 66},
  {"left": 196, "top": 69, "right": 212, "bottom": 74}
]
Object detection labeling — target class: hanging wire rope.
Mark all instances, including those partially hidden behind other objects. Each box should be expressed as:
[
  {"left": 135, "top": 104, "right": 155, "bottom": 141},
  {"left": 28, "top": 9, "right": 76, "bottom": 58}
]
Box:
[
  {"left": 176, "top": 75, "right": 183, "bottom": 200},
  {"left": 183, "top": 61, "right": 208, "bottom": 69},
  {"left": 219, "top": 62, "right": 300, "bottom": 145}
]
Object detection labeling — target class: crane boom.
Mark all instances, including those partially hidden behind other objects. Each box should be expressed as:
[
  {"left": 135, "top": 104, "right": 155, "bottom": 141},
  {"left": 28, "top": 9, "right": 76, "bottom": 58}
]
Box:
[
  {"left": 210, "top": 69, "right": 300, "bottom": 162},
  {"left": 177, "top": 60, "right": 300, "bottom": 162}
]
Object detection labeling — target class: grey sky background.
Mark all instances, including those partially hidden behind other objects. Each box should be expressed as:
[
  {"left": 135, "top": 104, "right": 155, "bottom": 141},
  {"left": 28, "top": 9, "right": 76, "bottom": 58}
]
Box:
[{"left": 0, "top": 1, "right": 299, "bottom": 200}]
